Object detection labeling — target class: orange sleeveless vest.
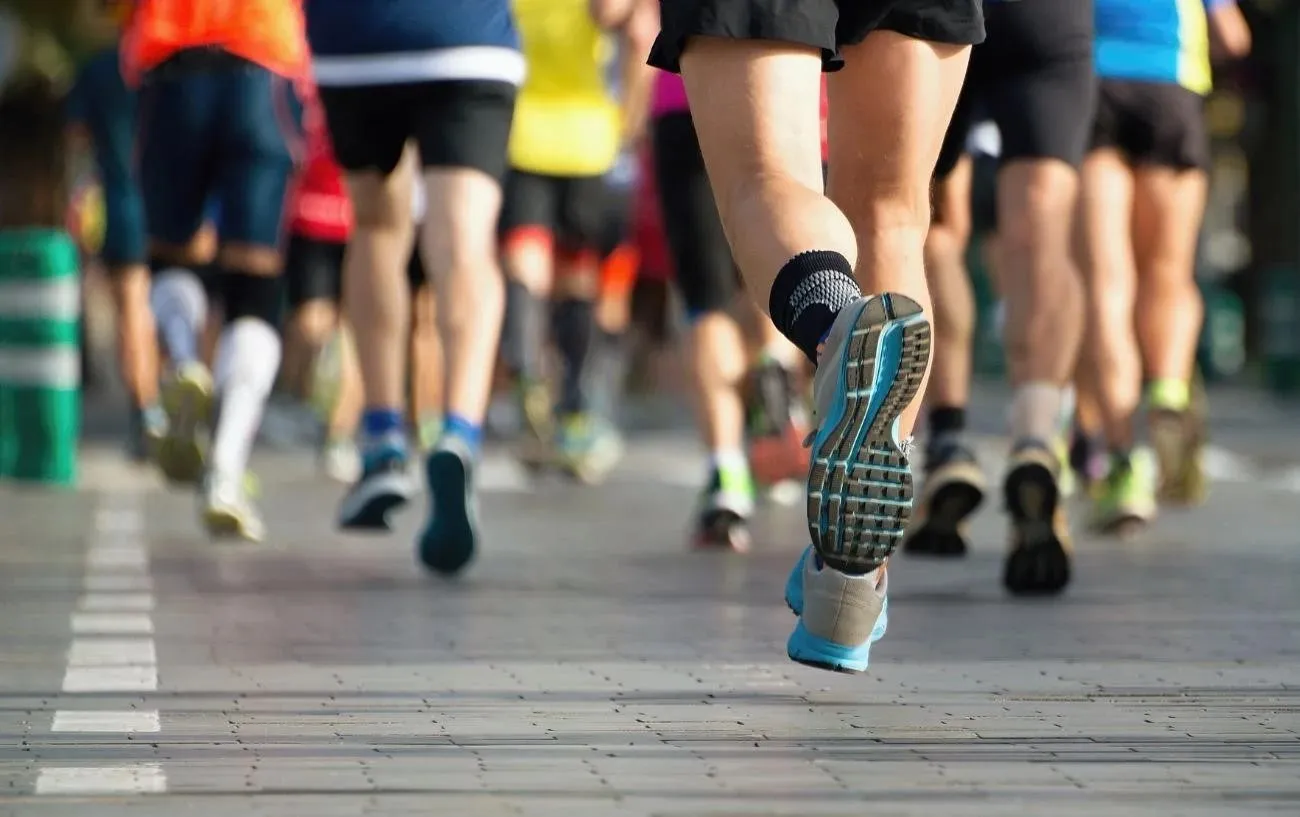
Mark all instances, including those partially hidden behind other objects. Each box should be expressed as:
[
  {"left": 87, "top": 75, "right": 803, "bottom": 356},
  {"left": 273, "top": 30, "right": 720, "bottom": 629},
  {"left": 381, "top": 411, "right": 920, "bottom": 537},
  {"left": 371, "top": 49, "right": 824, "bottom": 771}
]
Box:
[{"left": 123, "top": 0, "right": 307, "bottom": 85}]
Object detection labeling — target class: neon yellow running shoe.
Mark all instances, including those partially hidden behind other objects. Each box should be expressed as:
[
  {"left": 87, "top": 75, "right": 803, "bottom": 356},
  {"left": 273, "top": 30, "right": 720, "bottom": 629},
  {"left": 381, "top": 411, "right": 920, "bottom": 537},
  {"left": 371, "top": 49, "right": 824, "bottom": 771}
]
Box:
[
  {"left": 1147, "top": 374, "right": 1207, "bottom": 506},
  {"left": 1090, "top": 451, "right": 1156, "bottom": 535}
]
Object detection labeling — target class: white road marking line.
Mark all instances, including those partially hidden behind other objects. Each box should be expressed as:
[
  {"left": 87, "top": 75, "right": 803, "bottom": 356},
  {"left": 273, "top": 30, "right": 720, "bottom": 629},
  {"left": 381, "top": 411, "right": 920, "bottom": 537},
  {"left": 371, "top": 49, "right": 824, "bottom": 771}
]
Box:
[
  {"left": 52, "top": 711, "right": 159, "bottom": 733},
  {"left": 61, "top": 663, "right": 158, "bottom": 693},
  {"left": 67, "top": 637, "right": 157, "bottom": 667},
  {"left": 70, "top": 612, "right": 154, "bottom": 635},
  {"left": 84, "top": 573, "right": 153, "bottom": 592},
  {"left": 79, "top": 593, "right": 155, "bottom": 612},
  {"left": 36, "top": 765, "right": 166, "bottom": 795},
  {"left": 93, "top": 509, "right": 143, "bottom": 533},
  {"left": 85, "top": 548, "right": 148, "bottom": 570},
  {"left": 43, "top": 495, "right": 168, "bottom": 795}
]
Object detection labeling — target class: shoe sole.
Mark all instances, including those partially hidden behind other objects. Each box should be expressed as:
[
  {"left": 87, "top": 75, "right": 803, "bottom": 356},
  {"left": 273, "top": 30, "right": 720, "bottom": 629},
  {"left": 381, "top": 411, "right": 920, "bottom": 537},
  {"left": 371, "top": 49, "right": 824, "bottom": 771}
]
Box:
[
  {"left": 1150, "top": 409, "right": 1206, "bottom": 506},
  {"left": 692, "top": 508, "right": 751, "bottom": 553},
  {"left": 782, "top": 549, "right": 890, "bottom": 674},
  {"left": 787, "top": 619, "right": 877, "bottom": 674},
  {"left": 1091, "top": 506, "right": 1152, "bottom": 540},
  {"left": 807, "top": 294, "right": 930, "bottom": 570},
  {"left": 418, "top": 452, "right": 478, "bottom": 576},
  {"left": 203, "top": 506, "right": 262, "bottom": 543},
  {"left": 1003, "top": 457, "right": 1071, "bottom": 596},
  {"left": 902, "top": 462, "right": 985, "bottom": 558},
  {"left": 560, "top": 437, "right": 625, "bottom": 486},
  {"left": 338, "top": 471, "right": 412, "bottom": 531},
  {"left": 159, "top": 374, "right": 212, "bottom": 485}
]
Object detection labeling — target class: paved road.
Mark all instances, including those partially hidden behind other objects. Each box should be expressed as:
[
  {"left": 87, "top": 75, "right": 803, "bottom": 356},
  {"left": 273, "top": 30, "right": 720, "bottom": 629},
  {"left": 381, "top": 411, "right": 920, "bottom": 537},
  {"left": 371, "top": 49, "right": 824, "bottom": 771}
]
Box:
[{"left": 3, "top": 431, "right": 1299, "bottom": 816}]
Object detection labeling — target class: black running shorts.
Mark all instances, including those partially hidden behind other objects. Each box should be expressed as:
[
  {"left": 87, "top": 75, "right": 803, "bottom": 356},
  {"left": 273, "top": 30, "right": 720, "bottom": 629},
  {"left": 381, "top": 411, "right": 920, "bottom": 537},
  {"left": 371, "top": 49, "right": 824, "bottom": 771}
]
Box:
[
  {"left": 1090, "top": 79, "right": 1209, "bottom": 171},
  {"left": 284, "top": 234, "right": 345, "bottom": 308},
  {"left": 934, "top": 0, "right": 1095, "bottom": 181},
  {"left": 652, "top": 111, "right": 738, "bottom": 317},
  {"left": 498, "top": 170, "right": 610, "bottom": 251},
  {"left": 649, "top": 0, "right": 985, "bottom": 73},
  {"left": 319, "top": 79, "right": 516, "bottom": 181}
]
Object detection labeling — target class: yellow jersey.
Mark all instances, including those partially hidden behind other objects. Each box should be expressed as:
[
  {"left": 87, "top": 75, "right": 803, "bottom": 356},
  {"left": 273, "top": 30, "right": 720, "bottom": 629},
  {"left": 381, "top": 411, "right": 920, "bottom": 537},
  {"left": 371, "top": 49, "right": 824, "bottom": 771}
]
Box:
[{"left": 508, "top": 0, "right": 621, "bottom": 177}]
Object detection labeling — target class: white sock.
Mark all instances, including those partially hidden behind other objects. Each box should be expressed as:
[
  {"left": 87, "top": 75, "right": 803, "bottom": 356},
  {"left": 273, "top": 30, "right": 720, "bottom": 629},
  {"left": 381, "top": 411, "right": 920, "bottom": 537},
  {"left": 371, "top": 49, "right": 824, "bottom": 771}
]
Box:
[
  {"left": 1057, "top": 384, "right": 1077, "bottom": 437},
  {"left": 1009, "top": 382, "right": 1064, "bottom": 446},
  {"left": 710, "top": 449, "right": 748, "bottom": 473},
  {"left": 150, "top": 268, "right": 207, "bottom": 366},
  {"left": 210, "top": 318, "right": 282, "bottom": 478}
]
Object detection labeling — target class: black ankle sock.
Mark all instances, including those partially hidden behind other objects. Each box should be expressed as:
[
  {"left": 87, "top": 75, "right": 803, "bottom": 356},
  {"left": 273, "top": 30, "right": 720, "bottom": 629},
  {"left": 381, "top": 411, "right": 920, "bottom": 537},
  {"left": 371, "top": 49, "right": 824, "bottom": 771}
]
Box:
[
  {"left": 551, "top": 297, "right": 595, "bottom": 415},
  {"left": 929, "top": 406, "right": 966, "bottom": 437},
  {"left": 767, "top": 250, "right": 860, "bottom": 364}
]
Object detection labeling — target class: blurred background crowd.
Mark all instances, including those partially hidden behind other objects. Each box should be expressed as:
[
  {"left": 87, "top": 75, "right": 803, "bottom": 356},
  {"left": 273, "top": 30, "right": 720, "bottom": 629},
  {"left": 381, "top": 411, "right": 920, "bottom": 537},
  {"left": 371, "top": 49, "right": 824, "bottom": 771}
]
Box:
[{"left": 0, "top": 0, "right": 1297, "bottom": 431}]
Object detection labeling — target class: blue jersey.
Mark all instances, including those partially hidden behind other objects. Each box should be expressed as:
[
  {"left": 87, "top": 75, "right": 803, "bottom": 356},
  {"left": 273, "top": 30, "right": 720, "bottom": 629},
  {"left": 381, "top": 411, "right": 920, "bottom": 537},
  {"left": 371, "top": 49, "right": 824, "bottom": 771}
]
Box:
[
  {"left": 306, "top": 0, "right": 523, "bottom": 87},
  {"left": 65, "top": 46, "right": 136, "bottom": 190},
  {"left": 1095, "top": 0, "right": 1229, "bottom": 94}
]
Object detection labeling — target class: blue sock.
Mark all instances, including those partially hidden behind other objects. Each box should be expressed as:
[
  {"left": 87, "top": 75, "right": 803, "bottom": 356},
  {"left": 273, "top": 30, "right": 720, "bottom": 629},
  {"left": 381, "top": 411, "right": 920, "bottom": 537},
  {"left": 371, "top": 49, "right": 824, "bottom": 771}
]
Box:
[
  {"left": 441, "top": 412, "right": 483, "bottom": 456},
  {"left": 361, "top": 408, "right": 406, "bottom": 459}
]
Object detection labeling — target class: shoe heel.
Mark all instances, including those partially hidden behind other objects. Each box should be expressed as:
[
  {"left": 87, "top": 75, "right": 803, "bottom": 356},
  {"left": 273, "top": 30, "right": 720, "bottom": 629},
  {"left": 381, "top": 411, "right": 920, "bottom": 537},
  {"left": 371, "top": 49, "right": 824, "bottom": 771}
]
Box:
[
  {"left": 1003, "top": 459, "right": 1070, "bottom": 595},
  {"left": 418, "top": 451, "right": 477, "bottom": 576},
  {"left": 786, "top": 609, "right": 888, "bottom": 674}
]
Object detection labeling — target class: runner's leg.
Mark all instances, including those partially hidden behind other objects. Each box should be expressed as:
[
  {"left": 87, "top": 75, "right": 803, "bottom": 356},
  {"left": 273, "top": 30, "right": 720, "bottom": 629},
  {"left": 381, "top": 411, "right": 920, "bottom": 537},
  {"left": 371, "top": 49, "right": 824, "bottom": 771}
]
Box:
[
  {"left": 652, "top": 0, "right": 979, "bottom": 670},
  {"left": 201, "top": 65, "right": 301, "bottom": 542},
  {"left": 415, "top": 79, "right": 514, "bottom": 575}
]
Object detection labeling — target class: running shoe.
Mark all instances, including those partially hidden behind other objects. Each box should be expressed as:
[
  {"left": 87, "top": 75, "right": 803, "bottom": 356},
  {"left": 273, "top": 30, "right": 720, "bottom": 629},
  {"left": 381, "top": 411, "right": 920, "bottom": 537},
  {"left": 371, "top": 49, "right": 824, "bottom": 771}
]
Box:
[
  {"left": 309, "top": 328, "right": 345, "bottom": 420},
  {"left": 1148, "top": 375, "right": 1207, "bottom": 506},
  {"left": 1002, "top": 440, "right": 1072, "bottom": 596},
  {"left": 200, "top": 469, "right": 265, "bottom": 542},
  {"left": 693, "top": 461, "right": 756, "bottom": 552},
  {"left": 1089, "top": 451, "right": 1156, "bottom": 535},
  {"left": 746, "top": 358, "right": 810, "bottom": 486},
  {"left": 517, "top": 378, "right": 555, "bottom": 471},
  {"left": 320, "top": 436, "right": 361, "bottom": 484},
  {"left": 784, "top": 546, "right": 889, "bottom": 674},
  {"left": 157, "top": 361, "right": 213, "bottom": 485},
  {"left": 902, "top": 435, "right": 985, "bottom": 558},
  {"left": 126, "top": 404, "right": 168, "bottom": 464},
  {"left": 337, "top": 446, "right": 414, "bottom": 531},
  {"left": 417, "top": 435, "right": 479, "bottom": 576},
  {"left": 1055, "top": 437, "right": 1077, "bottom": 499},
  {"left": 806, "top": 294, "right": 930, "bottom": 569},
  {"left": 1068, "top": 428, "right": 1108, "bottom": 496},
  {"left": 555, "top": 412, "right": 624, "bottom": 485},
  {"left": 793, "top": 293, "right": 929, "bottom": 673}
]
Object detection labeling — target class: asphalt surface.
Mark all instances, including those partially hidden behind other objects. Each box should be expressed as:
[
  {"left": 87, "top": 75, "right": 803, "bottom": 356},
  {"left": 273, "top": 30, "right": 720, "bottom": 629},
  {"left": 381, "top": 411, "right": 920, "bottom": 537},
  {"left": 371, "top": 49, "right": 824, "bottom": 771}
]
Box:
[{"left": 2, "top": 395, "right": 1299, "bottom": 816}]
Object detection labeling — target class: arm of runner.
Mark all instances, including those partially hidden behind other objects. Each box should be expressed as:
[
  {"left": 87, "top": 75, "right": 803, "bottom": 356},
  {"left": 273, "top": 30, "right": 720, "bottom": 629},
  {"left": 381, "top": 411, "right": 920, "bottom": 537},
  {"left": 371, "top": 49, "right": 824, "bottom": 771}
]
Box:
[
  {"left": 588, "top": 0, "right": 638, "bottom": 30},
  {"left": 614, "top": 0, "right": 659, "bottom": 150},
  {"left": 1205, "top": 0, "right": 1251, "bottom": 61}
]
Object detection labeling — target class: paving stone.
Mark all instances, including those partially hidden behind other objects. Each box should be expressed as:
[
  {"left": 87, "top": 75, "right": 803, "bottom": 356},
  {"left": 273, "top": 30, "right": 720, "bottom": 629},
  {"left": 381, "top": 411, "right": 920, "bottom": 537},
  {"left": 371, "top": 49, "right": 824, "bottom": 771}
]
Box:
[{"left": 3, "top": 431, "right": 1300, "bottom": 815}]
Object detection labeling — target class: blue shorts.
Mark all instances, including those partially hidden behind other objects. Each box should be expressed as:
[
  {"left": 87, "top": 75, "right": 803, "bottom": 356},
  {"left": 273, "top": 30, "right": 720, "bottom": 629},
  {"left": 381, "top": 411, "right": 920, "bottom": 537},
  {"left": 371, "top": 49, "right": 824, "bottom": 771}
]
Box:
[
  {"left": 136, "top": 51, "right": 303, "bottom": 251},
  {"left": 101, "top": 181, "right": 147, "bottom": 267}
]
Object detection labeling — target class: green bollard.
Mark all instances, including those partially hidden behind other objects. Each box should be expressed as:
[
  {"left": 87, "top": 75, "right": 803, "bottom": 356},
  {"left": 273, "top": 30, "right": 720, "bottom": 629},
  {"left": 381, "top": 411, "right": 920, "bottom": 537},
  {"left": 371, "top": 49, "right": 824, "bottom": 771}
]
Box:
[
  {"left": 1196, "top": 280, "right": 1247, "bottom": 383},
  {"left": 0, "top": 229, "right": 80, "bottom": 487},
  {"left": 968, "top": 234, "right": 1007, "bottom": 380}
]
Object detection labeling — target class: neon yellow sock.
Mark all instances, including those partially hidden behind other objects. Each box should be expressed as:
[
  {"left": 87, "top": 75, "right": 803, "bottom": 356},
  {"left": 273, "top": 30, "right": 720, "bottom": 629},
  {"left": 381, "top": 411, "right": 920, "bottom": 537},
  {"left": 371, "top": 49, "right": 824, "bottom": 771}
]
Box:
[{"left": 1147, "top": 378, "right": 1190, "bottom": 412}]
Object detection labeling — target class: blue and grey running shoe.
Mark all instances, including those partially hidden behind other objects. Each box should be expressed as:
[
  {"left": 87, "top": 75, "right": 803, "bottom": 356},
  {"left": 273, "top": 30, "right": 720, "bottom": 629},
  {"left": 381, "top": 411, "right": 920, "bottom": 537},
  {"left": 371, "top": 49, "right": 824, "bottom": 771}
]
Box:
[
  {"left": 337, "top": 445, "right": 413, "bottom": 531},
  {"left": 417, "top": 435, "right": 479, "bottom": 576},
  {"left": 784, "top": 546, "right": 889, "bottom": 674},
  {"left": 789, "top": 293, "right": 930, "bottom": 672}
]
